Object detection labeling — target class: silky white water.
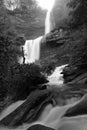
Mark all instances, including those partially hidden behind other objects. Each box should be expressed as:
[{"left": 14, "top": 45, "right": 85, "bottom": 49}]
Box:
[
  {"left": 48, "top": 64, "right": 68, "bottom": 85},
  {"left": 23, "top": 37, "right": 42, "bottom": 64},
  {"left": 45, "top": 11, "right": 55, "bottom": 34}
]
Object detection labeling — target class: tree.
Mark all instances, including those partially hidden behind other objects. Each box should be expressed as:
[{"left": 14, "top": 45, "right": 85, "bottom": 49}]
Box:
[
  {"left": 67, "top": 0, "right": 87, "bottom": 27},
  {"left": 3, "top": 0, "right": 20, "bottom": 11}
]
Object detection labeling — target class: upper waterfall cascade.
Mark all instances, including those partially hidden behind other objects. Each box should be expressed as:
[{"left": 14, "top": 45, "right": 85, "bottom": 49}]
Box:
[{"left": 45, "top": 11, "right": 55, "bottom": 34}]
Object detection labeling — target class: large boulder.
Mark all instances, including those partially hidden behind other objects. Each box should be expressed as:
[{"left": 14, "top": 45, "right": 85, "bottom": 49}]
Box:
[
  {"left": 63, "top": 94, "right": 87, "bottom": 117},
  {"left": 27, "top": 124, "right": 55, "bottom": 130},
  {"left": 62, "top": 65, "right": 87, "bottom": 84}
]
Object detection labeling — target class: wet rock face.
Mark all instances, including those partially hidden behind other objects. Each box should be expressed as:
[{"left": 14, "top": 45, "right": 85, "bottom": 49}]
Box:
[
  {"left": 62, "top": 65, "right": 87, "bottom": 84},
  {"left": 10, "top": 0, "right": 70, "bottom": 39},
  {"left": 63, "top": 94, "right": 87, "bottom": 117},
  {"left": 24, "top": 0, "right": 70, "bottom": 38},
  {"left": 52, "top": 0, "right": 70, "bottom": 27}
]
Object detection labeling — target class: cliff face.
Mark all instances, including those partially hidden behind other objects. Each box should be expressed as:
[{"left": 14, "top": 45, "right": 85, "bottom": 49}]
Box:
[
  {"left": 6, "top": 0, "right": 70, "bottom": 39},
  {"left": 40, "top": 25, "right": 87, "bottom": 83},
  {"left": 53, "top": 0, "right": 70, "bottom": 27}
]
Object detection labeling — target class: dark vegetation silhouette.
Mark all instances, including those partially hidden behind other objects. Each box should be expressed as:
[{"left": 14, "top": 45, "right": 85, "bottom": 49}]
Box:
[{"left": 67, "top": 0, "right": 87, "bottom": 28}]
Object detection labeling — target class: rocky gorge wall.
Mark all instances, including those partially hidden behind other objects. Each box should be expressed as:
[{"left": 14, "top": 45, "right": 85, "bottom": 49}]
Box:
[{"left": 9, "top": 0, "right": 70, "bottom": 39}]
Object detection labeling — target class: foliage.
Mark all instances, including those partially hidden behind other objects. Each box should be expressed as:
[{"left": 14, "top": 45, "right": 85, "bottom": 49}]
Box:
[
  {"left": 0, "top": 0, "right": 46, "bottom": 103},
  {"left": 0, "top": 1, "right": 24, "bottom": 101},
  {"left": 0, "top": 29, "right": 47, "bottom": 102},
  {"left": 3, "top": 0, "right": 20, "bottom": 11},
  {"left": 67, "top": 0, "right": 87, "bottom": 27},
  {"left": 0, "top": 28, "right": 25, "bottom": 102},
  {"left": 5, "top": 63, "right": 48, "bottom": 101}
]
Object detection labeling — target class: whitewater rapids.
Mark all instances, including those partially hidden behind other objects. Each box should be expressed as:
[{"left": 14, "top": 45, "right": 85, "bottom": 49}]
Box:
[
  {"left": 48, "top": 64, "right": 68, "bottom": 85},
  {"left": 0, "top": 64, "right": 87, "bottom": 130}
]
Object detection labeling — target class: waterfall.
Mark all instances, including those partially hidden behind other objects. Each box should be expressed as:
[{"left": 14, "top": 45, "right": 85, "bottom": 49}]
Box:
[
  {"left": 45, "top": 11, "right": 51, "bottom": 34},
  {"left": 45, "top": 11, "right": 55, "bottom": 34},
  {"left": 23, "top": 37, "right": 42, "bottom": 64},
  {"left": 22, "top": 10, "right": 55, "bottom": 64},
  {"left": 21, "top": 1, "right": 55, "bottom": 64},
  {"left": 29, "top": 36, "right": 42, "bottom": 63},
  {"left": 23, "top": 40, "right": 33, "bottom": 64}
]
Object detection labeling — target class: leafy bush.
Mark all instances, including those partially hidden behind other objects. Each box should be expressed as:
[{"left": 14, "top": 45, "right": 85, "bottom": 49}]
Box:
[{"left": 6, "top": 63, "right": 48, "bottom": 101}]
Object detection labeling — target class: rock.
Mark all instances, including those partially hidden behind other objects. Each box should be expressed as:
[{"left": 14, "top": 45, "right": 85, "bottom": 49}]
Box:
[
  {"left": 47, "top": 83, "right": 87, "bottom": 106},
  {"left": 62, "top": 65, "right": 87, "bottom": 84},
  {"left": 0, "top": 90, "right": 53, "bottom": 127},
  {"left": 41, "top": 26, "right": 87, "bottom": 80},
  {"left": 53, "top": 0, "right": 70, "bottom": 28},
  {"left": 69, "top": 73, "right": 87, "bottom": 84},
  {"left": 27, "top": 124, "right": 55, "bottom": 130},
  {"left": 63, "top": 94, "right": 87, "bottom": 117}
]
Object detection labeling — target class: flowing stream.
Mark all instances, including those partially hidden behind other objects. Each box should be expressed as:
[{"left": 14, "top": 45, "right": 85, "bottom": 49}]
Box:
[
  {"left": 1, "top": 98, "right": 87, "bottom": 130},
  {"left": 1, "top": 1, "right": 86, "bottom": 130},
  {"left": 48, "top": 64, "right": 68, "bottom": 85}
]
